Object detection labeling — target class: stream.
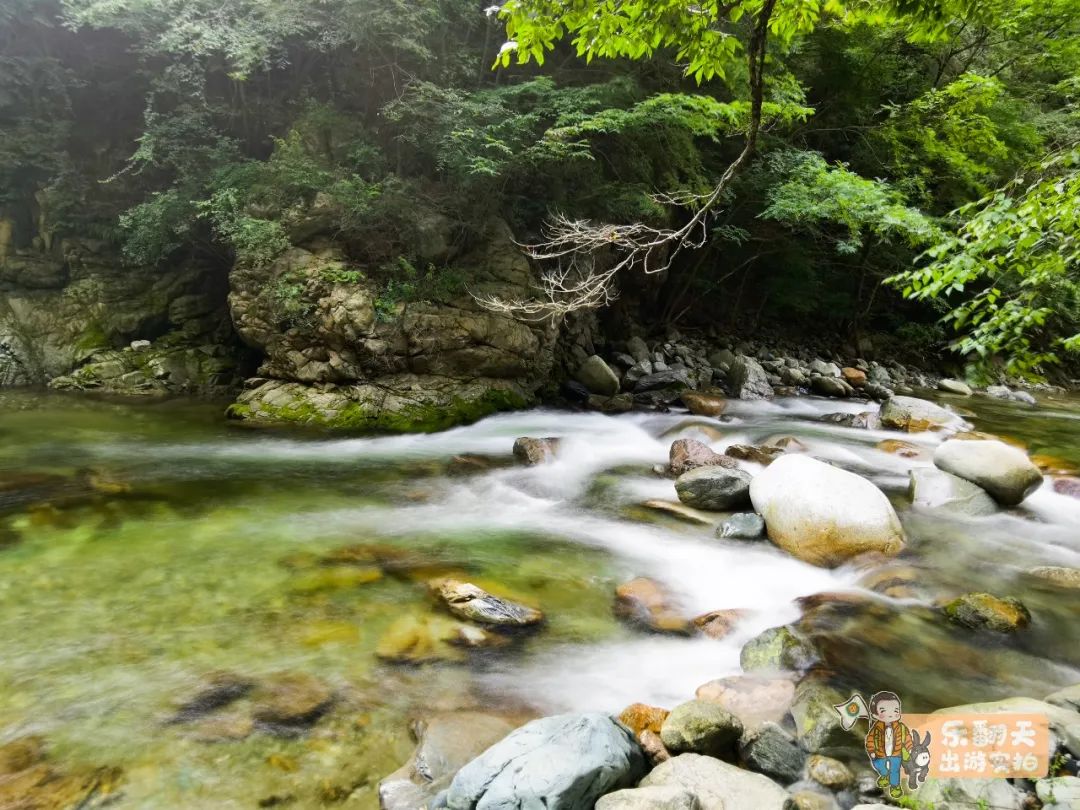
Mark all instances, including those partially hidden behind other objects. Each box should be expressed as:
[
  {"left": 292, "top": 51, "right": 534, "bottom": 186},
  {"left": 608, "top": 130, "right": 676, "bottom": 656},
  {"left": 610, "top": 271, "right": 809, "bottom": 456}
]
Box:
[{"left": 1, "top": 389, "right": 1079, "bottom": 808}]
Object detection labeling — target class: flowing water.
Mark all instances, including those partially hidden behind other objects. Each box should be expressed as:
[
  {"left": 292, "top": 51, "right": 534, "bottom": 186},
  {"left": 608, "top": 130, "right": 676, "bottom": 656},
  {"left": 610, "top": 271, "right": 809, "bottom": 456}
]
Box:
[{"left": 1, "top": 389, "right": 1079, "bottom": 807}]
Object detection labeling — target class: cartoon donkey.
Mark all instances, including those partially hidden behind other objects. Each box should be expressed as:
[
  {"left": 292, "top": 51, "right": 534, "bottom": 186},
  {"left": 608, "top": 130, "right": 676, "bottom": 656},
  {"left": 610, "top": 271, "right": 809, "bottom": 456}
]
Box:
[{"left": 904, "top": 729, "right": 932, "bottom": 790}]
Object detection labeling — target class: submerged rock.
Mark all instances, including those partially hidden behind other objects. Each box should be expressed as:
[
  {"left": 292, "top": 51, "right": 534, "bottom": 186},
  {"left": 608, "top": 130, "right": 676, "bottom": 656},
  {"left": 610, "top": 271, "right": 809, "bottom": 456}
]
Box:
[
  {"left": 725, "top": 444, "right": 784, "bottom": 465},
  {"left": 1029, "top": 566, "right": 1080, "bottom": 589},
  {"left": 674, "top": 466, "right": 752, "bottom": 511},
  {"left": 908, "top": 467, "right": 998, "bottom": 517},
  {"left": 934, "top": 439, "right": 1043, "bottom": 505},
  {"left": 1053, "top": 477, "right": 1080, "bottom": 499},
  {"left": 880, "top": 395, "right": 957, "bottom": 432},
  {"left": 692, "top": 609, "right": 745, "bottom": 640},
  {"left": 750, "top": 455, "right": 905, "bottom": 567},
  {"left": 434, "top": 712, "right": 646, "bottom": 810},
  {"left": 669, "top": 439, "right": 735, "bottom": 477},
  {"left": 251, "top": 672, "right": 334, "bottom": 727},
  {"left": 660, "top": 700, "right": 743, "bottom": 760},
  {"left": 379, "top": 712, "right": 517, "bottom": 810},
  {"left": 640, "top": 499, "right": 716, "bottom": 526},
  {"left": 614, "top": 577, "right": 692, "bottom": 635},
  {"left": 740, "top": 625, "right": 818, "bottom": 673},
  {"left": 430, "top": 579, "right": 543, "bottom": 627},
  {"left": 169, "top": 671, "right": 255, "bottom": 723},
  {"left": 716, "top": 512, "right": 766, "bottom": 540},
  {"left": 376, "top": 613, "right": 508, "bottom": 664},
  {"left": 943, "top": 592, "right": 1031, "bottom": 633},
  {"left": 640, "top": 753, "right": 790, "bottom": 810},
  {"left": 513, "top": 436, "right": 560, "bottom": 465}
]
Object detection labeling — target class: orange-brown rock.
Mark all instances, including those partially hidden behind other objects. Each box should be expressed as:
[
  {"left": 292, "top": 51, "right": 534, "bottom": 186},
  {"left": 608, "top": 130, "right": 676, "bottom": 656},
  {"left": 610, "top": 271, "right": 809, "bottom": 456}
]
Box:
[
  {"left": 680, "top": 391, "right": 728, "bottom": 417},
  {"left": 619, "top": 703, "right": 670, "bottom": 736},
  {"left": 614, "top": 577, "right": 692, "bottom": 635},
  {"left": 875, "top": 439, "right": 925, "bottom": 459},
  {"left": 669, "top": 438, "right": 735, "bottom": 476},
  {"left": 841, "top": 368, "right": 867, "bottom": 388},
  {"left": 692, "top": 609, "right": 746, "bottom": 639}
]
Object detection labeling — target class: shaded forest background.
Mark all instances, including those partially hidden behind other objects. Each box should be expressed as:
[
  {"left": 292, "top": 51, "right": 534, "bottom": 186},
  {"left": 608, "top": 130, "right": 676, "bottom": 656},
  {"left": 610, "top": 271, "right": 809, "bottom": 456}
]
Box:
[{"left": 1, "top": 0, "right": 1078, "bottom": 378}]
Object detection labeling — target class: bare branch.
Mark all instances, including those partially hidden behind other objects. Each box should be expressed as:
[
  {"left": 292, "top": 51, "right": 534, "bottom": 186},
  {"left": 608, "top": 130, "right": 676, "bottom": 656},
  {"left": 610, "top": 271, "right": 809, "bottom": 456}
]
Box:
[{"left": 475, "top": 0, "right": 778, "bottom": 322}]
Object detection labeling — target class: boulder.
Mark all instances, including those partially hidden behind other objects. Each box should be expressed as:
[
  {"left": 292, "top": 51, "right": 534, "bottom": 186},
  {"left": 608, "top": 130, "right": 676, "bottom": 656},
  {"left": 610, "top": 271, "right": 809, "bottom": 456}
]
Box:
[
  {"left": 879, "top": 396, "right": 957, "bottom": 432},
  {"left": 934, "top": 439, "right": 1043, "bottom": 505},
  {"left": 595, "top": 786, "right": 701, "bottom": 810},
  {"left": 680, "top": 392, "right": 727, "bottom": 417},
  {"left": 660, "top": 700, "right": 743, "bottom": 760},
  {"left": 740, "top": 625, "right": 818, "bottom": 673},
  {"left": 675, "top": 467, "right": 752, "bottom": 511},
  {"left": 716, "top": 513, "right": 765, "bottom": 540},
  {"left": 576, "top": 355, "right": 620, "bottom": 397},
  {"left": 435, "top": 713, "right": 646, "bottom": 810},
  {"left": 669, "top": 439, "right": 735, "bottom": 477},
  {"left": 938, "top": 378, "right": 973, "bottom": 396},
  {"left": 695, "top": 676, "right": 795, "bottom": 731},
  {"left": 513, "top": 437, "right": 560, "bottom": 465},
  {"left": 943, "top": 592, "right": 1030, "bottom": 633},
  {"left": 614, "top": 578, "right": 692, "bottom": 635},
  {"left": 729, "top": 356, "right": 774, "bottom": 400},
  {"left": 806, "top": 755, "right": 854, "bottom": 790},
  {"left": 430, "top": 579, "right": 543, "bottom": 627},
  {"left": 738, "top": 722, "right": 806, "bottom": 783},
  {"left": 379, "top": 712, "right": 517, "bottom": 810},
  {"left": 640, "top": 754, "right": 790, "bottom": 810},
  {"left": 908, "top": 467, "right": 998, "bottom": 517},
  {"left": 749, "top": 455, "right": 905, "bottom": 567}
]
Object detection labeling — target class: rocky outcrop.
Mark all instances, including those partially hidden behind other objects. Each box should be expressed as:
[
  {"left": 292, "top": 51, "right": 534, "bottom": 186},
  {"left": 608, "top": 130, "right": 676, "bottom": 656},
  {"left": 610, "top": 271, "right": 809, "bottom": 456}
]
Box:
[
  {"left": 226, "top": 219, "right": 558, "bottom": 432},
  {"left": 0, "top": 239, "right": 240, "bottom": 393}
]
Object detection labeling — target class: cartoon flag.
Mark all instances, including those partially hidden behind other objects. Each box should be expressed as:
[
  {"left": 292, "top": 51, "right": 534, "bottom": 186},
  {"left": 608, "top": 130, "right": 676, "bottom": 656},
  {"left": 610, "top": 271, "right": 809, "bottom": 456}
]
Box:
[{"left": 833, "top": 694, "right": 869, "bottom": 730}]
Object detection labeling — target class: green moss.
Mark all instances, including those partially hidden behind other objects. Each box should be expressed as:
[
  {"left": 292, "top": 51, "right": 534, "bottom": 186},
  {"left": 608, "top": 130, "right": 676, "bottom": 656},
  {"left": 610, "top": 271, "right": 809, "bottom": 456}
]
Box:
[{"left": 230, "top": 385, "right": 528, "bottom": 434}]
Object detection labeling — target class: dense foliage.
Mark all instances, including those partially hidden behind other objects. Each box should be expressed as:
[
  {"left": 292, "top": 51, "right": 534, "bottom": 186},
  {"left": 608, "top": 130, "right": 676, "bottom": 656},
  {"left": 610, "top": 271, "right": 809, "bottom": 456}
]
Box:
[{"left": 0, "top": 0, "right": 1077, "bottom": 378}]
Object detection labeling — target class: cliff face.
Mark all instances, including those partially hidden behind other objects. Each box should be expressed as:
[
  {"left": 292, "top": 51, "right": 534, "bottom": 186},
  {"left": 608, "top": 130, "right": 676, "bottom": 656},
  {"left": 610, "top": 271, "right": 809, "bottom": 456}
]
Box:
[
  {"left": 226, "top": 218, "right": 560, "bottom": 431},
  {"left": 0, "top": 234, "right": 242, "bottom": 394}
]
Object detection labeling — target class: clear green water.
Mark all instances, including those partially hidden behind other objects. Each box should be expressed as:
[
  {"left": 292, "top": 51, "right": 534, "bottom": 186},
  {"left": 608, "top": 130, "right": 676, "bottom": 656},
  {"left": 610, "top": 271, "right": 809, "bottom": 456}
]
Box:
[{"left": 1, "top": 389, "right": 1079, "bottom": 808}]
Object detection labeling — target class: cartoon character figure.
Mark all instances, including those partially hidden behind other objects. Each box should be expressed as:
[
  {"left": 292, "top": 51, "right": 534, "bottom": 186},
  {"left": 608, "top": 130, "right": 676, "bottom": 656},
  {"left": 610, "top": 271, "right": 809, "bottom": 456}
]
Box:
[
  {"left": 904, "top": 729, "right": 932, "bottom": 790},
  {"left": 865, "top": 691, "right": 912, "bottom": 799}
]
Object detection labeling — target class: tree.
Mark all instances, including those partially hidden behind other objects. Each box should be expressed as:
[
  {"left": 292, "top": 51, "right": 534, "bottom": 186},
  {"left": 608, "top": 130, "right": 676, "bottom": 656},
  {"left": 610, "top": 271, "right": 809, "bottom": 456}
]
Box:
[{"left": 476, "top": 0, "right": 962, "bottom": 319}]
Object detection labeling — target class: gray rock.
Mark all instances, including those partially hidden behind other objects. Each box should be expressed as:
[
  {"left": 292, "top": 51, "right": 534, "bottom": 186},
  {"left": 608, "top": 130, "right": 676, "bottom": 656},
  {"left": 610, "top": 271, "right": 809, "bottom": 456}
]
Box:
[
  {"left": 640, "top": 754, "right": 790, "bottom": 810},
  {"left": 984, "top": 384, "right": 1037, "bottom": 405},
  {"left": 708, "top": 348, "right": 736, "bottom": 369},
  {"left": 791, "top": 681, "right": 856, "bottom": 756},
  {"left": 738, "top": 722, "right": 806, "bottom": 783},
  {"left": 781, "top": 367, "right": 810, "bottom": 387},
  {"left": 627, "top": 336, "right": 651, "bottom": 364},
  {"left": 749, "top": 455, "right": 905, "bottom": 567},
  {"left": 379, "top": 712, "right": 517, "bottom": 810},
  {"left": 809, "top": 360, "right": 841, "bottom": 377},
  {"left": 729, "top": 356, "right": 774, "bottom": 400},
  {"left": 938, "top": 378, "right": 972, "bottom": 396},
  {"left": 660, "top": 700, "right": 743, "bottom": 759},
  {"left": 430, "top": 579, "right": 543, "bottom": 627},
  {"left": 913, "top": 777, "right": 1025, "bottom": 810},
  {"left": 625, "top": 359, "right": 654, "bottom": 386},
  {"left": 635, "top": 368, "right": 693, "bottom": 393},
  {"left": 1036, "top": 776, "right": 1080, "bottom": 809},
  {"left": 863, "top": 383, "right": 892, "bottom": 402},
  {"left": 130, "top": 339, "right": 151, "bottom": 351},
  {"left": 716, "top": 513, "right": 765, "bottom": 540},
  {"left": 1046, "top": 683, "right": 1080, "bottom": 712},
  {"left": 740, "top": 625, "right": 818, "bottom": 672},
  {"left": 805, "top": 755, "right": 854, "bottom": 790},
  {"left": 575, "top": 355, "right": 621, "bottom": 396},
  {"left": 879, "top": 395, "right": 958, "bottom": 432},
  {"left": 595, "top": 785, "right": 701, "bottom": 810},
  {"left": 675, "top": 467, "right": 753, "bottom": 511},
  {"left": 908, "top": 467, "right": 998, "bottom": 517},
  {"left": 437, "top": 712, "right": 646, "bottom": 810},
  {"left": 513, "top": 436, "right": 560, "bottom": 465},
  {"left": 934, "top": 439, "right": 1043, "bottom": 505}
]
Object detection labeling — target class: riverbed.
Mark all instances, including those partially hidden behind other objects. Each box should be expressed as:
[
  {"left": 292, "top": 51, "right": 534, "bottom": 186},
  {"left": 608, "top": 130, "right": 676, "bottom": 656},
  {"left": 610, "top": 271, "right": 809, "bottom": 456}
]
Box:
[{"left": 0, "top": 389, "right": 1078, "bottom": 808}]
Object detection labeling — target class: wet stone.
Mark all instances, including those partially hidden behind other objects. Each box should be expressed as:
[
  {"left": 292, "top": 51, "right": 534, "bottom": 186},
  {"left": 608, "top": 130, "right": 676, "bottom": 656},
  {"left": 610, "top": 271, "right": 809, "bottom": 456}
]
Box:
[
  {"left": 169, "top": 671, "right": 255, "bottom": 723},
  {"left": 669, "top": 438, "right": 735, "bottom": 477},
  {"left": 692, "top": 609, "right": 745, "bottom": 640},
  {"left": 716, "top": 512, "right": 765, "bottom": 540},
  {"left": 251, "top": 672, "right": 335, "bottom": 727},
  {"left": 614, "top": 577, "right": 692, "bottom": 635},
  {"left": 806, "top": 754, "right": 855, "bottom": 789},
  {"left": 739, "top": 721, "right": 806, "bottom": 783},
  {"left": 430, "top": 578, "right": 543, "bottom": 627},
  {"left": 660, "top": 700, "right": 743, "bottom": 760},
  {"left": 513, "top": 436, "right": 560, "bottom": 465},
  {"left": 943, "top": 592, "right": 1031, "bottom": 633},
  {"left": 619, "top": 703, "right": 670, "bottom": 736}
]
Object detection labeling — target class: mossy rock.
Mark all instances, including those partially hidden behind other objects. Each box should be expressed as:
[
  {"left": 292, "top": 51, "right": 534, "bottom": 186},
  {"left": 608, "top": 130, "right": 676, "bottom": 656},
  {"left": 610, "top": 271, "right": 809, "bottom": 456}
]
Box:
[{"left": 943, "top": 592, "right": 1031, "bottom": 633}]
